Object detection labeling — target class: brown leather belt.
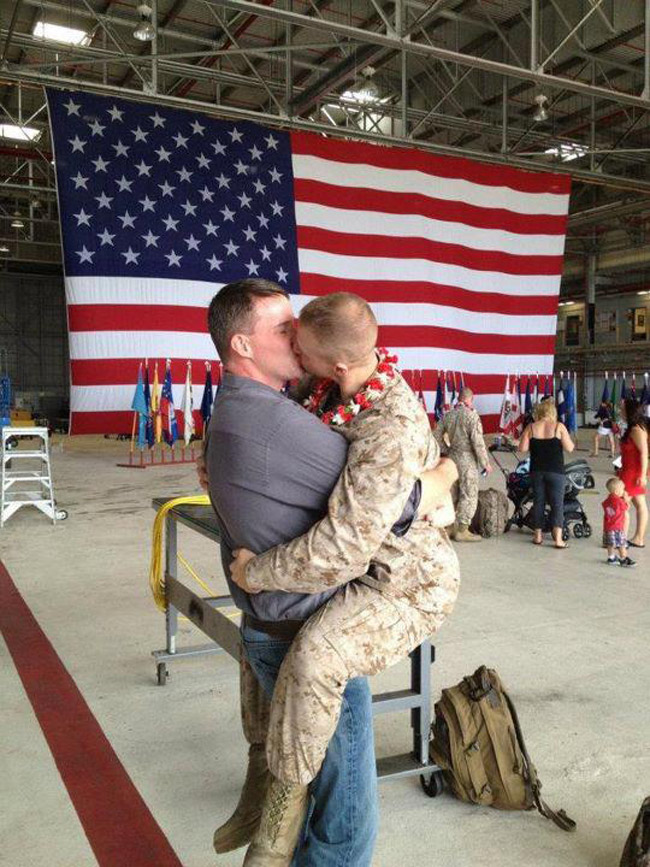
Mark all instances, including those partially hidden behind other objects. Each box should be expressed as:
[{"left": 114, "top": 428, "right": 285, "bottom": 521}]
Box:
[{"left": 242, "top": 614, "right": 304, "bottom": 640}]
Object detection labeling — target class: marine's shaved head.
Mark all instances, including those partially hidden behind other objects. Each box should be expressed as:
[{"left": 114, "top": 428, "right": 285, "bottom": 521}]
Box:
[
  {"left": 459, "top": 387, "right": 473, "bottom": 402},
  {"left": 298, "top": 292, "right": 378, "bottom": 364}
]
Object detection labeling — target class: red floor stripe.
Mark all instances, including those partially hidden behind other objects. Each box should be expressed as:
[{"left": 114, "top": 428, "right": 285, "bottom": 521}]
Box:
[{"left": 0, "top": 561, "right": 183, "bottom": 867}]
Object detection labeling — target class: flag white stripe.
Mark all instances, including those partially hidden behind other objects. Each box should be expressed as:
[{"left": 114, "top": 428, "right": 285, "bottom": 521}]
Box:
[
  {"left": 66, "top": 275, "right": 224, "bottom": 306},
  {"left": 297, "top": 249, "right": 561, "bottom": 295},
  {"left": 69, "top": 332, "right": 552, "bottom": 375},
  {"left": 294, "top": 201, "right": 566, "bottom": 257},
  {"left": 292, "top": 155, "right": 570, "bottom": 216}
]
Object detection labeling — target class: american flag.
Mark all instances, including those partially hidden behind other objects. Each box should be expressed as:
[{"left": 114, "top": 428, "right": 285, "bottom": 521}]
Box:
[{"left": 47, "top": 89, "right": 570, "bottom": 434}]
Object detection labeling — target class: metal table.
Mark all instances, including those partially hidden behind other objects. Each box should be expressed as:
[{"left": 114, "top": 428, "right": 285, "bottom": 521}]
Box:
[{"left": 151, "top": 497, "right": 444, "bottom": 793}]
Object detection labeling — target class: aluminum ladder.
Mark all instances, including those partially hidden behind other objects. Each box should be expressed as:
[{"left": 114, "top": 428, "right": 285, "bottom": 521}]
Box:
[{"left": 1, "top": 427, "right": 66, "bottom": 527}]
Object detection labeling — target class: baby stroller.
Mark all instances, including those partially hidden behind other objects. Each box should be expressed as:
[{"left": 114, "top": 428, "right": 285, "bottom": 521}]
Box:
[{"left": 490, "top": 444, "right": 595, "bottom": 541}]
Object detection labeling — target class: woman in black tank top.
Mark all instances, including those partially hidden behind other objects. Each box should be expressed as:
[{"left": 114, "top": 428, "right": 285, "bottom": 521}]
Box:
[{"left": 519, "top": 398, "right": 575, "bottom": 548}]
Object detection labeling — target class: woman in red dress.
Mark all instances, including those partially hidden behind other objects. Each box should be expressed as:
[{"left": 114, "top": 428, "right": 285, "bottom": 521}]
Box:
[{"left": 619, "top": 398, "right": 648, "bottom": 548}]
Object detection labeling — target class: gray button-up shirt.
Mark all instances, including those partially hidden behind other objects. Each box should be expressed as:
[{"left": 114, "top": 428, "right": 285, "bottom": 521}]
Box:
[{"left": 205, "top": 372, "right": 419, "bottom": 622}]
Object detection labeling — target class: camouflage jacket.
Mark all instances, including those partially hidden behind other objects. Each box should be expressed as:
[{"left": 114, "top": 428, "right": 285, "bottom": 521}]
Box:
[
  {"left": 433, "top": 404, "right": 489, "bottom": 469},
  {"left": 244, "top": 370, "right": 457, "bottom": 606}
]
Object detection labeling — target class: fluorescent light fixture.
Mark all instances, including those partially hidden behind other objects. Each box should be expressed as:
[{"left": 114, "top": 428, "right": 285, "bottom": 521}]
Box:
[
  {"left": 33, "top": 21, "right": 90, "bottom": 46},
  {"left": 0, "top": 124, "right": 42, "bottom": 142},
  {"left": 0, "top": 245, "right": 10, "bottom": 254},
  {"left": 558, "top": 300, "right": 573, "bottom": 306},
  {"left": 637, "top": 290, "right": 650, "bottom": 296},
  {"left": 544, "top": 142, "right": 588, "bottom": 162},
  {"left": 11, "top": 212, "right": 25, "bottom": 229}
]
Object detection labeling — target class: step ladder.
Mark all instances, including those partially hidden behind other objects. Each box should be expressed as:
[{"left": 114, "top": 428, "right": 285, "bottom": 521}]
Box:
[{"left": 1, "top": 427, "right": 67, "bottom": 527}]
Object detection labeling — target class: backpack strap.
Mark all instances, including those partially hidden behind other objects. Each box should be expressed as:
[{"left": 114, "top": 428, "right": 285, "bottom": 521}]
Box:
[{"left": 502, "top": 689, "right": 577, "bottom": 833}]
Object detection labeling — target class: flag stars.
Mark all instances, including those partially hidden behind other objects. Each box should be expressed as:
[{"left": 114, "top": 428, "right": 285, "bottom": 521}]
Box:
[
  {"left": 107, "top": 104, "right": 124, "bottom": 122},
  {"left": 122, "top": 247, "right": 140, "bottom": 265},
  {"left": 112, "top": 139, "right": 130, "bottom": 157},
  {"left": 257, "top": 212, "right": 270, "bottom": 229},
  {"left": 73, "top": 208, "right": 92, "bottom": 227},
  {"left": 238, "top": 191, "right": 252, "bottom": 209},
  {"left": 76, "top": 245, "right": 94, "bottom": 263},
  {"left": 158, "top": 180, "right": 176, "bottom": 197},
  {"left": 71, "top": 172, "right": 89, "bottom": 189},
  {"left": 181, "top": 199, "right": 197, "bottom": 217},
  {"left": 139, "top": 195, "right": 157, "bottom": 213},
  {"left": 269, "top": 167, "right": 283, "bottom": 183},
  {"left": 245, "top": 260, "right": 260, "bottom": 276},
  {"left": 234, "top": 159, "right": 249, "bottom": 176},
  {"left": 64, "top": 98, "right": 81, "bottom": 116},
  {"left": 260, "top": 245, "right": 272, "bottom": 262},
  {"left": 198, "top": 186, "right": 214, "bottom": 202},
  {"left": 248, "top": 144, "right": 263, "bottom": 161},
  {"left": 176, "top": 166, "right": 193, "bottom": 183},
  {"left": 220, "top": 205, "right": 235, "bottom": 222},
  {"left": 273, "top": 234, "right": 286, "bottom": 250},
  {"left": 118, "top": 210, "right": 137, "bottom": 229},
  {"left": 216, "top": 173, "right": 231, "bottom": 189},
  {"left": 196, "top": 153, "right": 211, "bottom": 169},
  {"left": 224, "top": 239, "right": 240, "bottom": 256},
  {"left": 135, "top": 160, "right": 153, "bottom": 176},
  {"left": 229, "top": 127, "right": 244, "bottom": 143},
  {"left": 88, "top": 119, "right": 105, "bottom": 137},
  {"left": 165, "top": 250, "right": 182, "bottom": 267},
  {"left": 206, "top": 254, "right": 222, "bottom": 271},
  {"left": 173, "top": 132, "right": 188, "bottom": 149},
  {"left": 253, "top": 179, "right": 266, "bottom": 195},
  {"left": 211, "top": 139, "right": 227, "bottom": 156},
  {"left": 115, "top": 175, "right": 134, "bottom": 193},
  {"left": 203, "top": 219, "right": 219, "bottom": 236},
  {"left": 276, "top": 267, "right": 288, "bottom": 283},
  {"left": 162, "top": 214, "right": 179, "bottom": 231},
  {"left": 265, "top": 133, "right": 279, "bottom": 150},
  {"left": 150, "top": 111, "right": 166, "bottom": 128},
  {"left": 97, "top": 228, "right": 115, "bottom": 246},
  {"left": 155, "top": 145, "right": 171, "bottom": 162},
  {"left": 132, "top": 126, "right": 149, "bottom": 143},
  {"left": 184, "top": 234, "right": 200, "bottom": 251},
  {"left": 69, "top": 135, "right": 87, "bottom": 153},
  {"left": 190, "top": 119, "right": 205, "bottom": 135},
  {"left": 270, "top": 200, "right": 284, "bottom": 216},
  {"left": 242, "top": 225, "right": 257, "bottom": 242},
  {"left": 91, "top": 155, "right": 110, "bottom": 173},
  {"left": 95, "top": 192, "right": 113, "bottom": 209},
  {"left": 141, "top": 229, "right": 159, "bottom": 247}
]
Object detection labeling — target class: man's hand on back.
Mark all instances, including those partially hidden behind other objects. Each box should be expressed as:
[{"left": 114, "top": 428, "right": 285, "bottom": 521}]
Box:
[
  {"left": 418, "top": 457, "right": 458, "bottom": 515},
  {"left": 230, "top": 548, "right": 260, "bottom": 593}
]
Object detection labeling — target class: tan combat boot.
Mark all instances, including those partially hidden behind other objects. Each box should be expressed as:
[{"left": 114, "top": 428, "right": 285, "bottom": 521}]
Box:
[
  {"left": 454, "top": 523, "right": 482, "bottom": 542},
  {"left": 242, "top": 776, "right": 309, "bottom": 866},
  {"left": 213, "top": 744, "right": 271, "bottom": 853}
]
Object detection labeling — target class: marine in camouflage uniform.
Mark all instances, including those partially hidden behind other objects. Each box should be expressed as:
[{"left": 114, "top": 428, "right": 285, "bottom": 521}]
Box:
[
  {"left": 242, "top": 369, "right": 461, "bottom": 786},
  {"left": 434, "top": 396, "right": 490, "bottom": 541}
]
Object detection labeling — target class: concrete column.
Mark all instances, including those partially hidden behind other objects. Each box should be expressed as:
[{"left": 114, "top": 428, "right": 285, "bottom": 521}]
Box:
[{"left": 586, "top": 253, "right": 597, "bottom": 345}]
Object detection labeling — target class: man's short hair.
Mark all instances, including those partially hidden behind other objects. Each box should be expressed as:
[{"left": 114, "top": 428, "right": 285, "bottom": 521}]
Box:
[
  {"left": 459, "top": 386, "right": 473, "bottom": 402},
  {"left": 207, "top": 279, "right": 288, "bottom": 361},
  {"left": 298, "top": 292, "right": 377, "bottom": 362}
]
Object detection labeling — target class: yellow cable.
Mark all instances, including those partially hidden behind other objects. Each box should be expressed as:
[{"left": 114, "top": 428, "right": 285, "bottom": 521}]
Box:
[{"left": 149, "top": 495, "right": 211, "bottom": 611}]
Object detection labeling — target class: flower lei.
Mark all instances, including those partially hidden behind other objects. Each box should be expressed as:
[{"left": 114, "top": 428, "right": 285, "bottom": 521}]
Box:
[{"left": 303, "top": 349, "right": 398, "bottom": 427}]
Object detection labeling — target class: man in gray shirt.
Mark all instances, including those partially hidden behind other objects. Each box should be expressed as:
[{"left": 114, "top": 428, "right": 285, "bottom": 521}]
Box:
[{"left": 205, "top": 279, "right": 455, "bottom": 865}]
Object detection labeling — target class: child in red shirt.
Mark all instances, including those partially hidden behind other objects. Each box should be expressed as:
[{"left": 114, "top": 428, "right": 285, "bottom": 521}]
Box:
[{"left": 602, "top": 477, "right": 635, "bottom": 567}]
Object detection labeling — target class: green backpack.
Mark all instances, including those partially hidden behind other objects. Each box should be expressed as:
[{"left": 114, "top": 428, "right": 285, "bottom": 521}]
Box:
[{"left": 429, "top": 666, "right": 576, "bottom": 832}]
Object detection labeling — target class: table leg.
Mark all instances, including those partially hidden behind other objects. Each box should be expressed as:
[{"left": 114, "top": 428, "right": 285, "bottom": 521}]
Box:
[{"left": 165, "top": 514, "right": 178, "bottom": 655}]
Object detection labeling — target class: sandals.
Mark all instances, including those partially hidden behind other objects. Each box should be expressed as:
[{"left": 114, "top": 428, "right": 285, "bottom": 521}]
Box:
[{"left": 628, "top": 541, "right": 646, "bottom": 549}]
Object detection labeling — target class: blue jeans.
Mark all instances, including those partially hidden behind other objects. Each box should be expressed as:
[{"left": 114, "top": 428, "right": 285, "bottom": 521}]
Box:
[
  {"left": 531, "top": 470, "right": 565, "bottom": 530},
  {"left": 241, "top": 623, "right": 378, "bottom": 867}
]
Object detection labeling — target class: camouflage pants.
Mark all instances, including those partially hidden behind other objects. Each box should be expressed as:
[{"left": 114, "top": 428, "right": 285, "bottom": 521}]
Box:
[
  {"left": 265, "top": 570, "right": 459, "bottom": 786},
  {"left": 452, "top": 453, "right": 479, "bottom": 526},
  {"left": 240, "top": 652, "right": 271, "bottom": 746}
]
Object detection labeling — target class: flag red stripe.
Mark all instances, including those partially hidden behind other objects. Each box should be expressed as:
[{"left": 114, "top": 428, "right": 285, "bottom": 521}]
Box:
[
  {"left": 294, "top": 179, "right": 568, "bottom": 236},
  {"left": 291, "top": 131, "right": 571, "bottom": 196},
  {"left": 300, "top": 274, "right": 559, "bottom": 315},
  {"left": 71, "top": 358, "right": 216, "bottom": 385},
  {"left": 68, "top": 305, "right": 208, "bottom": 333},
  {"left": 381, "top": 326, "right": 555, "bottom": 355},
  {"left": 297, "top": 227, "right": 563, "bottom": 276},
  {"left": 0, "top": 560, "right": 183, "bottom": 866}
]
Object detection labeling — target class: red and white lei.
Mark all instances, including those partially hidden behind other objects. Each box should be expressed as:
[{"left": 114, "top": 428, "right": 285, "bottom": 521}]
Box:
[{"left": 303, "top": 349, "right": 398, "bottom": 427}]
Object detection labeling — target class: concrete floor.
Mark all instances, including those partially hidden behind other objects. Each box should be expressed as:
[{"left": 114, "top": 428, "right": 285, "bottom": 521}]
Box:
[{"left": 1, "top": 432, "right": 648, "bottom": 867}]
